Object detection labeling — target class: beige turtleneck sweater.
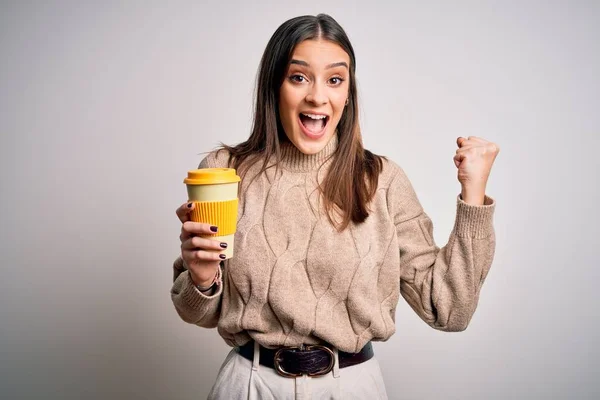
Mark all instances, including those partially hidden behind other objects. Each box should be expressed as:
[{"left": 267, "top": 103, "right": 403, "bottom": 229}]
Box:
[{"left": 171, "top": 136, "right": 496, "bottom": 353}]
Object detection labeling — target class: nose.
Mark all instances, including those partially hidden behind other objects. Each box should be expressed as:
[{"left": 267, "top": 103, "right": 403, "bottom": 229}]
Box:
[{"left": 305, "top": 82, "right": 328, "bottom": 106}]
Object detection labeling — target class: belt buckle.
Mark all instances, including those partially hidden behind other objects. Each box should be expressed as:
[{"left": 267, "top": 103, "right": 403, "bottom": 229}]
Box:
[{"left": 273, "top": 344, "right": 335, "bottom": 378}]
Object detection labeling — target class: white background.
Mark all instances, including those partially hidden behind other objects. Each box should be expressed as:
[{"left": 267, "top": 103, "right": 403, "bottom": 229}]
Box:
[{"left": 1, "top": 1, "right": 598, "bottom": 399}]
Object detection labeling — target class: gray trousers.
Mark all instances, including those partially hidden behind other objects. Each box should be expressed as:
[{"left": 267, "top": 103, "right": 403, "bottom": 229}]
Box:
[{"left": 207, "top": 342, "right": 389, "bottom": 399}]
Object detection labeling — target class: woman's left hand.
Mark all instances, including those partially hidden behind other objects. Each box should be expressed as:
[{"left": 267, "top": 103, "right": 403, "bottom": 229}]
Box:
[{"left": 453, "top": 136, "right": 500, "bottom": 205}]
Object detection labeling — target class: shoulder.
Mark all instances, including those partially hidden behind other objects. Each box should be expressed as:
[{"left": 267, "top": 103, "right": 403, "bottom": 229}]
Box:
[
  {"left": 372, "top": 154, "right": 423, "bottom": 213},
  {"left": 198, "top": 147, "right": 232, "bottom": 169},
  {"left": 375, "top": 155, "right": 414, "bottom": 190},
  {"left": 377, "top": 156, "right": 423, "bottom": 218}
]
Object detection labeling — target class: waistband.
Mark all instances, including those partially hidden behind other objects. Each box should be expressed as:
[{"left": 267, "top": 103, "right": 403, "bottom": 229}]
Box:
[{"left": 236, "top": 340, "right": 374, "bottom": 377}]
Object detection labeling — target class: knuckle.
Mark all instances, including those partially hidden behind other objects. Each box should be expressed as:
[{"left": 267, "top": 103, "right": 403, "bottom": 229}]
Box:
[
  {"left": 191, "top": 236, "right": 202, "bottom": 248},
  {"left": 196, "top": 237, "right": 211, "bottom": 249},
  {"left": 181, "top": 240, "right": 190, "bottom": 251}
]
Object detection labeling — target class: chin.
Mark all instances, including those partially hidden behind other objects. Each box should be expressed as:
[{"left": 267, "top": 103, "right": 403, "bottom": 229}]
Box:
[{"left": 293, "top": 133, "right": 332, "bottom": 155}]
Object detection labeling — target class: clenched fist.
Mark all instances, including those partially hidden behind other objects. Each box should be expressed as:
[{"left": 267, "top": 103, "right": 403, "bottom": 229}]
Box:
[{"left": 453, "top": 136, "right": 500, "bottom": 205}]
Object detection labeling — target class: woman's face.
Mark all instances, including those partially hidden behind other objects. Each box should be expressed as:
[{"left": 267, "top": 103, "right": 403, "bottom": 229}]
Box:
[{"left": 279, "top": 39, "right": 350, "bottom": 155}]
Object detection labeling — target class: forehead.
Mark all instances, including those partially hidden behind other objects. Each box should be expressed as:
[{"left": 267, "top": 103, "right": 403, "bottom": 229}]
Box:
[{"left": 290, "top": 39, "right": 350, "bottom": 66}]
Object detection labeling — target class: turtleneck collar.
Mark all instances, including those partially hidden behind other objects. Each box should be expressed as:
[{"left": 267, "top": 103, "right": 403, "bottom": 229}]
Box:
[{"left": 278, "top": 134, "right": 339, "bottom": 172}]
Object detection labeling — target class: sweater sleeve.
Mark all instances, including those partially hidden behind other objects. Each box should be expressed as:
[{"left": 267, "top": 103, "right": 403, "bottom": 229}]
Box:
[
  {"left": 388, "top": 167, "right": 496, "bottom": 331},
  {"left": 169, "top": 150, "right": 229, "bottom": 328},
  {"left": 170, "top": 256, "right": 223, "bottom": 328}
]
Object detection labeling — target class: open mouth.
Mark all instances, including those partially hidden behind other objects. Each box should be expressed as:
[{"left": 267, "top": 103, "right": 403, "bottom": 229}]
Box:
[{"left": 299, "top": 113, "right": 329, "bottom": 136}]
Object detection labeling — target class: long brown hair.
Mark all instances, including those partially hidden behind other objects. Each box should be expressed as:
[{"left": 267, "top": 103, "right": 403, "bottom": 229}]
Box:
[{"left": 218, "top": 14, "right": 384, "bottom": 231}]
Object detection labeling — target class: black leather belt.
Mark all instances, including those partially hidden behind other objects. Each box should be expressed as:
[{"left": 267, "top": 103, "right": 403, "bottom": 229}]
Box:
[{"left": 236, "top": 341, "right": 374, "bottom": 377}]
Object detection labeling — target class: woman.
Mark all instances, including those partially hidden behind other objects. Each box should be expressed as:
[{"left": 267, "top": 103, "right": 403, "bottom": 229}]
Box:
[{"left": 171, "top": 13, "right": 499, "bottom": 399}]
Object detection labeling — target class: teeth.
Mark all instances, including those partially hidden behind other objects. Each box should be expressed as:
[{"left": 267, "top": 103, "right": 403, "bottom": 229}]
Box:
[{"left": 302, "top": 113, "right": 327, "bottom": 120}]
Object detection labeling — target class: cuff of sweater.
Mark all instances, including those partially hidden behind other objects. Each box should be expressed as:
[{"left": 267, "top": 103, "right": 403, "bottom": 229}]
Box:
[
  {"left": 454, "top": 194, "right": 495, "bottom": 238},
  {"left": 181, "top": 269, "right": 223, "bottom": 309}
]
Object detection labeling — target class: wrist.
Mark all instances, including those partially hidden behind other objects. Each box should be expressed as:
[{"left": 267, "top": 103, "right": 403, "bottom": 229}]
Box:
[
  {"left": 195, "top": 281, "right": 215, "bottom": 292},
  {"left": 190, "top": 274, "right": 214, "bottom": 289},
  {"left": 189, "top": 267, "right": 221, "bottom": 292},
  {"left": 460, "top": 184, "right": 486, "bottom": 205}
]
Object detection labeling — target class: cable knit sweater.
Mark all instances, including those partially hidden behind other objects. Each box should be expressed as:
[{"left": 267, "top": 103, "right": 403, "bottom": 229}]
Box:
[{"left": 171, "top": 135, "right": 496, "bottom": 353}]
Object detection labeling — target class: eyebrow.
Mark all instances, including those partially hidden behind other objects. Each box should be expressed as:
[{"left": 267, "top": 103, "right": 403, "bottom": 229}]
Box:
[{"left": 290, "top": 59, "right": 349, "bottom": 70}]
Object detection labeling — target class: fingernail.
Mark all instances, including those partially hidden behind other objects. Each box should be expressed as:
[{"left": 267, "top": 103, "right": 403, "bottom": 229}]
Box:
[
  {"left": 210, "top": 226, "right": 218, "bottom": 233},
  {"left": 220, "top": 242, "right": 228, "bottom": 249},
  {"left": 187, "top": 203, "right": 193, "bottom": 208},
  {"left": 219, "top": 254, "right": 226, "bottom": 260}
]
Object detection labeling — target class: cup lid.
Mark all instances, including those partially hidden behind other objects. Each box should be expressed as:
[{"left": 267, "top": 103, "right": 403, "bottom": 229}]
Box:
[{"left": 184, "top": 168, "right": 241, "bottom": 185}]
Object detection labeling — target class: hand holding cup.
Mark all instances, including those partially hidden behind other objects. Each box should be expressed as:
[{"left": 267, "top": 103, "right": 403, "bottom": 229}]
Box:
[
  {"left": 178, "top": 168, "right": 240, "bottom": 288},
  {"left": 176, "top": 203, "right": 227, "bottom": 288}
]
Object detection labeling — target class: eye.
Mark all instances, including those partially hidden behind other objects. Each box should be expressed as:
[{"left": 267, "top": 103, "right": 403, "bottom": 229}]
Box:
[
  {"left": 289, "top": 74, "right": 307, "bottom": 83},
  {"left": 329, "top": 77, "right": 344, "bottom": 86}
]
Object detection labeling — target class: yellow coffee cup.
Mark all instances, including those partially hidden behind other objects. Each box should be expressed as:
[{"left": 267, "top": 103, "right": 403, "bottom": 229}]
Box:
[{"left": 184, "top": 168, "right": 240, "bottom": 259}]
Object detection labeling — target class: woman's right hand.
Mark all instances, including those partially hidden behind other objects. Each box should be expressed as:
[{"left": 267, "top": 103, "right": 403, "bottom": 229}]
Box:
[{"left": 176, "top": 202, "right": 227, "bottom": 288}]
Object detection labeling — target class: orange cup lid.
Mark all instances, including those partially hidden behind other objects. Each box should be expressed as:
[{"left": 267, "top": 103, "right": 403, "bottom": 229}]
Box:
[{"left": 184, "top": 168, "right": 241, "bottom": 185}]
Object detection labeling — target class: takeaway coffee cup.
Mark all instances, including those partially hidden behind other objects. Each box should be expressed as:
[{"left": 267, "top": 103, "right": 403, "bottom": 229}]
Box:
[{"left": 184, "top": 168, "right": 240, "bottom": 259}]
